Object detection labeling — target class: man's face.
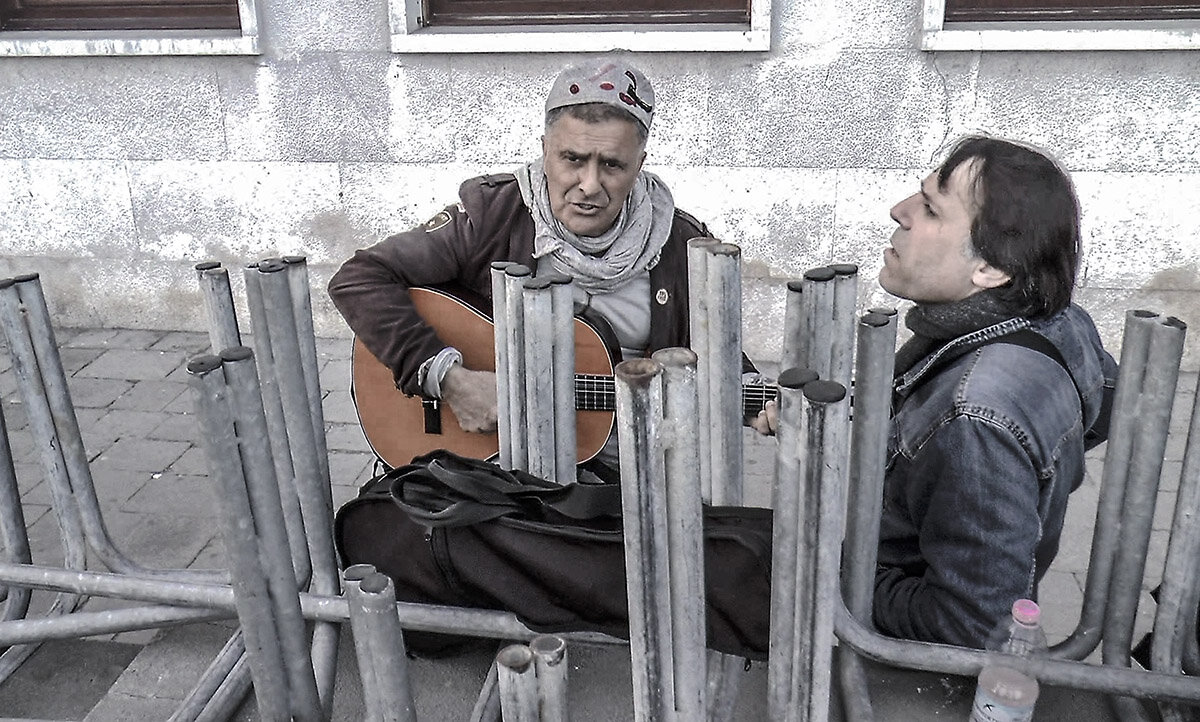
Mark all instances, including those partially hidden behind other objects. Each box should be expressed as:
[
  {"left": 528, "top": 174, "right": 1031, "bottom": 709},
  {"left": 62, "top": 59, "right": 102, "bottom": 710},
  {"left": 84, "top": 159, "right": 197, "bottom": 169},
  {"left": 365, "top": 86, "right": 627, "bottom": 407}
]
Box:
[
  {"left": 542, "top": 114, "right": 646, "bottom": 237},
  {"left": 880, "top": 160, "right": 1003, "bottom": 303}
]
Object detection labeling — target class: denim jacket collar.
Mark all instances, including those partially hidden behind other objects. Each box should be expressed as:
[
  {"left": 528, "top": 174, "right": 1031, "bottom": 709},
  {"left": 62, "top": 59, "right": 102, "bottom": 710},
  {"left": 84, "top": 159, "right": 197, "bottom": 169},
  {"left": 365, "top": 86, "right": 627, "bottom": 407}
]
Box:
[{"left": 894, "top": 316, "right": 1030, "bottom": 399}]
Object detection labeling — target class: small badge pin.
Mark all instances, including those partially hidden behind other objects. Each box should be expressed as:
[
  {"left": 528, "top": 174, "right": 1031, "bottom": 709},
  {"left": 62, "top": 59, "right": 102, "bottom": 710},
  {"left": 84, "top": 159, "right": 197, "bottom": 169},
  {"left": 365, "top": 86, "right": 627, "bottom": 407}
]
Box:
[
  {"left": 656, "top": 288, "right": 669, "bottom": 305},
  {"left": 424, "top": 209, "right": 453, "bottom": 233}
]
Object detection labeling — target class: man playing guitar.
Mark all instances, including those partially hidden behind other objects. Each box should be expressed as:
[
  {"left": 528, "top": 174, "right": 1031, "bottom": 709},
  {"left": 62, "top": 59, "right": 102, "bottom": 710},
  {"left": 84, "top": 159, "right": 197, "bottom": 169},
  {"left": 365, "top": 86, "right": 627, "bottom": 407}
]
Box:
[{"left": 329, "top": 58, "right": 755, "bottom": 476}]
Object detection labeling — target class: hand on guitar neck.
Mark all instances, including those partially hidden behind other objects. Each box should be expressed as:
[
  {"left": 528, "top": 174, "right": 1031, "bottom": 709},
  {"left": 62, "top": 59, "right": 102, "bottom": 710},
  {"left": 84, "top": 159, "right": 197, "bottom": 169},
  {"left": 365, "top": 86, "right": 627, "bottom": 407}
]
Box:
[
  {"left": 749, "top": 398, "right": 779, "bottom": 437},
  {"left": 440, "top": 365, "right": 499, "bottom": 433}
]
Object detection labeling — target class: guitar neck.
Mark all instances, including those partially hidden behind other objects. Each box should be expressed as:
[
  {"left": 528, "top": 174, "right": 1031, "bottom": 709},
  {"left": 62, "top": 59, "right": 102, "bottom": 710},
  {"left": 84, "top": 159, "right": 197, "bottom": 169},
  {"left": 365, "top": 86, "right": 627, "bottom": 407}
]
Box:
[{"left": 575, "top": 374, "right": 777, "bottom": 417}]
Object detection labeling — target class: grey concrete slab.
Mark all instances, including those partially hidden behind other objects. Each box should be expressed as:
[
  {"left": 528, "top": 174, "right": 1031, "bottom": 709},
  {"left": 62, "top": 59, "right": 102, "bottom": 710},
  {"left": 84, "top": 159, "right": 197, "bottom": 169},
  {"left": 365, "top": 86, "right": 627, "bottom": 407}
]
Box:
[
  {"left": 0, "top": 639, "right": 140, "bottom": 719},
  {"left": 65, "top": 377, "right": 134, "bottom": 410},
  {"left": 77, "top": 348, "right": 188, "bottom": 381},
  {"left": 109, "top": 379, "right": 190, "bottom": 413},
  {"left": 90, "top": 438, "right": 191, "bottom": 473}
]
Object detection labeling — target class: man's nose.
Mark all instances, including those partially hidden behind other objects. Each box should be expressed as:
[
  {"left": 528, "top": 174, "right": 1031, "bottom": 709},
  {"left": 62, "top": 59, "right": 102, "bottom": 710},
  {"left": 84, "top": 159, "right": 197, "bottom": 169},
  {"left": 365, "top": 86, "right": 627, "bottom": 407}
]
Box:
[
  {"left": 576, "top": 162, "right": 602, "bottom": 196},
  {"left": 890, "top": 196, "right": 913, "bottom": 228}
]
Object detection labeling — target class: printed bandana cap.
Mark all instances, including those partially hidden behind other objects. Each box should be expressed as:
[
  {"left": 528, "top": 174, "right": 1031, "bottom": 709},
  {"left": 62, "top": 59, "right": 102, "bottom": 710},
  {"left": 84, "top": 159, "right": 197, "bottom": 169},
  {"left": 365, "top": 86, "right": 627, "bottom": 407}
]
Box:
[{"left": 545, "top": 59, "right": 655, "bottom": 130}]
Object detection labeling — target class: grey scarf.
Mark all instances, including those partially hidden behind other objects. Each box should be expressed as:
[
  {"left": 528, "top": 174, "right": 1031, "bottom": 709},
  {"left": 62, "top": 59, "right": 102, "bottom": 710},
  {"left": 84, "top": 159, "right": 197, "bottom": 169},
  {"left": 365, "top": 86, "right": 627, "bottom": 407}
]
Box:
[
  {"left": 515, "top": 158, "right": 675, "bottom": 295},
  {"left": 894, "top": 290, "right": 1023, "bottom": 376}
]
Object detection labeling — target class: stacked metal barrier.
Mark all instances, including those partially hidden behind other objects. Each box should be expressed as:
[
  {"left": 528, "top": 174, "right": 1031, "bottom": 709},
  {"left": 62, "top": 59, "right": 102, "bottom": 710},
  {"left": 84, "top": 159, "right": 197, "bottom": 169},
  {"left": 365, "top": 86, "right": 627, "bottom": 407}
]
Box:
[
  {"left": 193, "top": 258, "right": 345, "bottom": 717},
  {"left": 831, "top": 307, "right": 1200, "bottom": 721},
  {"left": 492, "top": 635, "right": 570, "bottom": 722},
  {"left": 490, "top": 263, "right": 577, "bottom": 482},
  {"left": 0, "top": 273, "right": 255, "bottom": 722},
  {"left": 188, "top": 350, "right": 324, "bottom": 720},
  {"left": 613, "top": 351, "right": 708, "bottom": 722},
  {"left": 343, "top": 565, "right": 417, "bottom": 722},
  {"left": 686, "top": 239, "right": 744, "bottom": 506}
]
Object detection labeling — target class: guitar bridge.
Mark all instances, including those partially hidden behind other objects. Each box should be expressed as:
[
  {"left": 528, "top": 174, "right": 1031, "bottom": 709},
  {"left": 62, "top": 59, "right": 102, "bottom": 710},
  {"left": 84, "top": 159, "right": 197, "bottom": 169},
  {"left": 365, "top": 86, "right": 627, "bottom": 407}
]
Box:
[{"left": 422, "top": 398, "right": 442, "bottom": 435}]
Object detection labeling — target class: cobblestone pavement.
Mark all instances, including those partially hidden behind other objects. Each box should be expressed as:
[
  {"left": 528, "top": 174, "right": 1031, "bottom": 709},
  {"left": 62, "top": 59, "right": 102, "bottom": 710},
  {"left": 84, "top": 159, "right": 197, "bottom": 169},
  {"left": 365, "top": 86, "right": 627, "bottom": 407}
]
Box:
[{"left": 0, "top": 326, "right": 1190, "bottom": 720}]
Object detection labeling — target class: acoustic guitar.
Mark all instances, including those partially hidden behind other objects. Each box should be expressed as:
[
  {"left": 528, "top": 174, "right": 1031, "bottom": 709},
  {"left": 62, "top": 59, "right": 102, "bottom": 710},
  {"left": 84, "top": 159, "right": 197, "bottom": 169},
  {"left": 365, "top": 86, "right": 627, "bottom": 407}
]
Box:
[{"left": 351, "top": 287, "right": 777, "bottom": 469}]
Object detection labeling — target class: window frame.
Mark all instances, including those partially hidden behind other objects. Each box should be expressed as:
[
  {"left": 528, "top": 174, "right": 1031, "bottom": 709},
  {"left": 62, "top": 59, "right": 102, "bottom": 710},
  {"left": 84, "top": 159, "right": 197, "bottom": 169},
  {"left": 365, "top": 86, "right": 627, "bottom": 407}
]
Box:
[
  {"left": 921, "top": 0, "right": 1200, "bottom": 49},
  {"left": 388, "top": 0, "right": 770, "bottom": 53},
  {"left": 0, "top": 0, "right": 260, "bottom": 56}
]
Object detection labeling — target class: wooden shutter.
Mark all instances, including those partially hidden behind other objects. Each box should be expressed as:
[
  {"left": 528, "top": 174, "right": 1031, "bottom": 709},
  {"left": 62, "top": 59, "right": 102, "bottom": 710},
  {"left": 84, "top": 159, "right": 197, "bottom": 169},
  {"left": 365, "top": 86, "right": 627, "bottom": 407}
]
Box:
[
  {"left": 945, "top": 0, "right": 1200, "bottom": 22},
  {"left": 0, "top": 0, "right": 240, "bottom": 31},
  {"left": 423, "top": 0, "right": 751, "bottom": 26}
]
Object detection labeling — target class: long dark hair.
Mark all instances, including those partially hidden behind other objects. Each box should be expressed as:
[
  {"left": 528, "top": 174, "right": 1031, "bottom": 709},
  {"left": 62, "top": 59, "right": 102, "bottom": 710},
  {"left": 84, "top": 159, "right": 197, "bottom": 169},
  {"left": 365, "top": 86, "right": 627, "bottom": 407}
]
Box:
[{"left": 937, "top": 136, "right": 1081, "bottom": 318}]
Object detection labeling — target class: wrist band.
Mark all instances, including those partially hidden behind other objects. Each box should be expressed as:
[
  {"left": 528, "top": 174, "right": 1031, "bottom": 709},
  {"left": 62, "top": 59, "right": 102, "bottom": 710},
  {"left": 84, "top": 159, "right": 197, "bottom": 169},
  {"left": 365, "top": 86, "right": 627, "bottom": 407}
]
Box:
[{"left": 419, "top": 346, "right": 463, "bottom": 399}]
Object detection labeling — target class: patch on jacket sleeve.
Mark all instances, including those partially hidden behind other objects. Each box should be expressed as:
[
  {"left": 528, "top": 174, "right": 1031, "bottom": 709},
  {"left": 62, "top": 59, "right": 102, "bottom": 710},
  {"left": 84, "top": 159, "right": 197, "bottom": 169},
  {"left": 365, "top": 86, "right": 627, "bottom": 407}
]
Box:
[{"left": 423, "top": 203, "right": 464, "bottom": 233}]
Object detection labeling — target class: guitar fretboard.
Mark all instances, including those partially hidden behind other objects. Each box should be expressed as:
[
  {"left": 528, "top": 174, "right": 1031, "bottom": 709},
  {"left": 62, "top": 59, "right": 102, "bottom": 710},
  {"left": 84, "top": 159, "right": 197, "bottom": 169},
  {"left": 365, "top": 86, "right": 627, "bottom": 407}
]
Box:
[{"left": 574, "top": 374, "right": 777, "bottom": 416}]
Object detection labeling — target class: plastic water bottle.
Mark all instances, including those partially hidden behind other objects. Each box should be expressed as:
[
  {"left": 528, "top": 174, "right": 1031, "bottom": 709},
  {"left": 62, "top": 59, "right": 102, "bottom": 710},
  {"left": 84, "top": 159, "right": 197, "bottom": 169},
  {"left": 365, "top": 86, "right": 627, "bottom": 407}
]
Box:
[{"left": 969, "top": 599, "right": 1048, "bottom": 722}]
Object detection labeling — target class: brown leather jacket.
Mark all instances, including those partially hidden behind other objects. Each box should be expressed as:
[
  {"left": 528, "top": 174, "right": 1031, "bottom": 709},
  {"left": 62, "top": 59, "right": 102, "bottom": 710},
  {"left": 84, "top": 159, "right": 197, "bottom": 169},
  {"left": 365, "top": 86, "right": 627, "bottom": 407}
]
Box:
[{"left": 328, "top": 172, "right": 712, "bottom": 395}]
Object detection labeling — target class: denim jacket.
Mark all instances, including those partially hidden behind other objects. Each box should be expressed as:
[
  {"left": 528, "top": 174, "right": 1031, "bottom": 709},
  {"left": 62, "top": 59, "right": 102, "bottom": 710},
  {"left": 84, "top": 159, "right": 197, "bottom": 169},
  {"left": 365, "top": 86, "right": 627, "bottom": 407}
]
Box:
[{"left": 873, "top": 304, "right": 1117, "bottom": 648}]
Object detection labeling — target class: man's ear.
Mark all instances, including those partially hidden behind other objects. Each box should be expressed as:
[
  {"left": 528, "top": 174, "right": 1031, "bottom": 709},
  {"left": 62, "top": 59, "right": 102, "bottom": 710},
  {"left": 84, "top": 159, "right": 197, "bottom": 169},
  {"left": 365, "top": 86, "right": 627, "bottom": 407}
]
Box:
[{"left": 973, "top": 261, "right": 1011, "bottom": 290}]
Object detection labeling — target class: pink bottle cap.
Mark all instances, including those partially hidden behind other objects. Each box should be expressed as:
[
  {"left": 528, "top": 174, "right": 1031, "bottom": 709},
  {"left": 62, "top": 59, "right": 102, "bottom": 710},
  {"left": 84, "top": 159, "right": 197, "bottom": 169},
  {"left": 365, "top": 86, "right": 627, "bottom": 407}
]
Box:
[{"left": 1012, "top": 599, "right": 1041, "bottom": 625}]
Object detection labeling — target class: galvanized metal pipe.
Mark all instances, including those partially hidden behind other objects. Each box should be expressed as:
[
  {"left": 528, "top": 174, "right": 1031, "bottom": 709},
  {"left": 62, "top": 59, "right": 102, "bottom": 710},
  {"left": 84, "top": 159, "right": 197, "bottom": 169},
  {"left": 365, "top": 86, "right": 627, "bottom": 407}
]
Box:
[
  {"left": 0, "top": 561, "right": 628, "bottom": 642},
  {"left": 766, "top": 368, "right": 816, "bottom": 721},
  {"left": 790, "top": 380, "right": 848, "bottom": 722},
  {"left": 470, "top": 659, "right": 503, "bottom": 722},
  {"left": 800, "top": 267, "right": 836, "bottom": 379},
  {"left": 344, "top": 565, "right": 383, "bottom": 722},
  {"left": 169, "top": 631, "right": 249, "bottom": 722},
  {"left": 1102, "top": 317, "right": 1186, "bottom": 670},
  {"left": 195, "top": 261, "right": 243, "bottom": 351},
  {"left": 497, "top": 644, "right": 539, "bottom": 722},
  {"left": 841, "top": 311, "right": 897, "bottom": 620},
  {"left": 705, "top": 650, "right": 743, "bottom": 722},
  {"left": 8, "top": 275, "right": 223, "bottom": 584},
  {"left": 1053, "top": 309, "right": 1160, "bottom": 660},
  {"left": 836, "top": 311, "right": 896, "bottom": 722},
  {"left": 491, "top": 262, "right": 516, "bottom": 469},
  {"left": 0, "top": 276, "right": 89, "bottom": 685},
  {"left": 504, "top": 265, "right": 532, "bottom": 472},
  {"left": 829, "top": 263, "right": 859, "bottom": 393},
  {"left": 281, "top": 256, "right": 332, "bottom": 492},
  {"left": 240, "top": 263, "right": 312, "bottom": 584},
  {"left": 1152, "top": 368, "right": 1200, "bottom": 680},
  {"left": 0, "top": 277, "right": 96, "bottom": 582},
  {"left": 187, "top": 354, "right": 292, "bottom": 721},
  {"left": 686, "top": 237, "right": 720, "bottom": 503},
  {"left": 550, "top": 274, "right": 577, "bottom": 481},
  {"left": 522, "top": 277, "right": 558, "bottom": 481},
  {"left": 254, "top": 261, "right": 340, "bottom": 593},
  {"left": 614, "top": 357, "right": 675, "bottom": 722},
  {"left": 193, "top": 650, "right": 254, "bottom": 722},
  {"left": 0, "top": 604, "right": 229, "bottom": 645},
  {"left": 530, "top": 635, "right": 569, "bottom": 722},
  {"left": 780, "top": 279, "right": 805, "bottom": 374},
  {"left": 706, "top": 243, "right": 744, "bottom": 506},
  {"left": 651, "top": 347, "right": 706, "bottom": 720},
  {"left": 348, "top": 572, "right": 417, "bottom": 722},
  {"left": 218, "top": 347, "right": 324, "bottom": 721},
  {"left": 835, "top": 600, "right": 1200, "bottom": 704},
  {"left": 0, "top": 402, "right": 32, "bottom": 623},
  {"left": 254, "top": 261, "right": 342, "bottom": 712}
]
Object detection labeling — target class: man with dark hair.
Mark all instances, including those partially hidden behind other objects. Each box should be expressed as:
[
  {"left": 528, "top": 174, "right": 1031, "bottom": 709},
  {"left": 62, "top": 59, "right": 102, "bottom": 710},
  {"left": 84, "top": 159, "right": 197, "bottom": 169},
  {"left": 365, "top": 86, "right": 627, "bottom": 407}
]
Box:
[
  {"left": 870, "top": 135, "right": 1117, "bottom": 647},
  {"left": 753, "top": 135, "right": 1116, "bottom": 648},
  {"left": 328, "top": 58, "right": 716, "bottom": 472}
]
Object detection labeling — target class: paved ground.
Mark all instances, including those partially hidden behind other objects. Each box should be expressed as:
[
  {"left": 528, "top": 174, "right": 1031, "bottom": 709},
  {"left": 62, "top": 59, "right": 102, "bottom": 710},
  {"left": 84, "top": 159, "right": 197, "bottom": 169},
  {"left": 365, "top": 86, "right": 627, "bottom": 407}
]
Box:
[{"left": 0, "top": 325, "right": 1191, "bottom": 720}]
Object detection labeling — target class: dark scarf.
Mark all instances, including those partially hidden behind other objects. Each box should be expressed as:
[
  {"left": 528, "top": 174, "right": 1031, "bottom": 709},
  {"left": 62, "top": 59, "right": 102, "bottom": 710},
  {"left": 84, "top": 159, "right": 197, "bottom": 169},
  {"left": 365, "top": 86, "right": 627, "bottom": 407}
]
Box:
[{"left": 893, "top": 290, "right": 1023, "bottom": 377}]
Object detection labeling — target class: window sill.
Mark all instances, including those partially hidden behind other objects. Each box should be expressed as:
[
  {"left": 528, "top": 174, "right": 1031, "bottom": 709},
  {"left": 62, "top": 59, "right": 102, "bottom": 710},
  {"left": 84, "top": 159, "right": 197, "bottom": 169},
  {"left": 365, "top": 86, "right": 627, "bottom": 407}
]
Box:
[
  {"left": 388, "top": 22, "right": 770, "bottom": 53},
  {"left": 922, "top": 18, "right": 1200, "bottom": 51},
  {"left": 0, "top": 28, "right": 259, "bottom": 57}
]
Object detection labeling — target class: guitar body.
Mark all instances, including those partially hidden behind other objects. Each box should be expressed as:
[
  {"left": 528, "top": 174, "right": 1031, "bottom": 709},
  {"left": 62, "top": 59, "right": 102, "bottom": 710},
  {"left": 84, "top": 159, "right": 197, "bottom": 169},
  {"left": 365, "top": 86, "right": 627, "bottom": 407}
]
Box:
[{"left": 351, "top": 287, "right": 618, "bottom": 469}]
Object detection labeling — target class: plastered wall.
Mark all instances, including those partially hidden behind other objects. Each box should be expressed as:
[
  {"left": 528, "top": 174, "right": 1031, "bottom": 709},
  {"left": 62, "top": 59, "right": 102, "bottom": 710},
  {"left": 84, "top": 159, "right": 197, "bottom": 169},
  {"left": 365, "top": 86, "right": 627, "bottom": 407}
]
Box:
[{"left": 1, "top": 0, "right": 1199, "bottom": 367}]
